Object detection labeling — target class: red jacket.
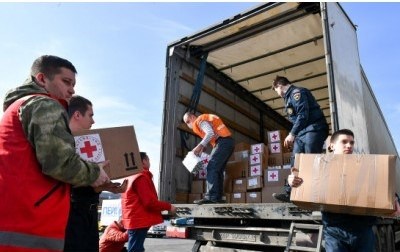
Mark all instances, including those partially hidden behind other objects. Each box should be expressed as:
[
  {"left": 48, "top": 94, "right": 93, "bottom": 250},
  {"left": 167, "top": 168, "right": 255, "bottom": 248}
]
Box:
[
  {"left": 0, "top": 96, "right": 70, "bottom": 251},
  {"left": 121, "top": 168, "right": 171, "bottom": 229},
  {"left": 99, "top": 221, "right": 128, "bottom": 252}
]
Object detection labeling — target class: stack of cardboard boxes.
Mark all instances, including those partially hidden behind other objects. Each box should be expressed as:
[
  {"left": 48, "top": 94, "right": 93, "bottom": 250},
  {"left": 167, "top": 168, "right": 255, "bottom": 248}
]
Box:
[
  {"left": 187, "top": 153, "right": 210, "bottom": 203},
  {"left": 182, "top": 129, "right": 297, "bottom": 204}
]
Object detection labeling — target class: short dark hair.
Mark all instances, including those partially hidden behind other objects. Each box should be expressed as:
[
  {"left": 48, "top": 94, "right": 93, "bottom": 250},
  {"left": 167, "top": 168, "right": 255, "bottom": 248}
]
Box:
[
  {"left": 68, "top": 95, "right": 92, "bottom": 118},
  {"left": 272, "top": 75, "right": 291, "bottom": 89},
  {"left": 140, "top": 152, "right": 148, "bottom": 162},
  {"left": 330, "top": 129, "right": 354, "bottom": 143},
  {"left": 31, "top": 55, "right": 77, "bottom": 80}
]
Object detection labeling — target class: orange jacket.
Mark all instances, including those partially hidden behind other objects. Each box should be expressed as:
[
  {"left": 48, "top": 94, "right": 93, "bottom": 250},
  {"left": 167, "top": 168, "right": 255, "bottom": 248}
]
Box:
[
  {"left": 121, "top": 169, "right": 171, "bottom": 229},
  {"left": 192, "top": 114, "right": 231, "bottom": 147},
  {"left": 0, "top": 96, "right": 70, "bottom": 252}
]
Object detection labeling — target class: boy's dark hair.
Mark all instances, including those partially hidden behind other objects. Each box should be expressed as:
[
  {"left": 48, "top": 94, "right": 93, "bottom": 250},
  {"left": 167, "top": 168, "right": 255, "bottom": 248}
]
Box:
[
  {"left": 330, "top": 129, "right": 354, "bottom": 143},
  {"left": 140, "top": 152, "right": 148, "bottom": 161},
  {"left": 272, "top": 75, "right": 291, "bottom": 89},
  {"left": 31, "top": 55, "right": 77, "bottom": 80},
  {"left": 68, "top": 95, "right": 92, "bottom": 118}
]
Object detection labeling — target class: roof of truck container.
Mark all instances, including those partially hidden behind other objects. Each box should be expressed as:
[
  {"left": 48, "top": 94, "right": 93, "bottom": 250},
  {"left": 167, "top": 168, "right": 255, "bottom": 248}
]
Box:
[{"left": 168, "top": 2, "right": 357, "bottom": 133}]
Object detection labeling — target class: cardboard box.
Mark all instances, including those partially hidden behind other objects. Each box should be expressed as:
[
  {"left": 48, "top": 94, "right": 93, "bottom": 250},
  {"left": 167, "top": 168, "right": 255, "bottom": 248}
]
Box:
[
  {"left": 233, "top": 150, "right": 250, "bottom": 161},
  {"left": 234, "top": 142, "right": 251, "bottom": 152},
  {"left": 291, "top": 154, "right": 396, "bottom": 216},
  {"left": 269, "top": 142, "right": 282, "bottom": 154},
  {"left": 74, "top": 125, "right": 142, "bottom": 179},
  {"left": 264, "top": 169, "right": 291, "bottom": 187},
  {"left": 224, "top": 177, "right": 233, "bottom": 193},
  {"left": 267, "top": 130, "right": 288, "bottom": 143},
  {"left": 262, "top": 186, "right": 287, "bottom": 203},
  {"left": 282, "top": 152, "right": 293, "bottom": 169},
  {"left": 223, "top": 194, "right": 231, "bottom": 203},
  {"left": 196, "top": 168, "right": 207, "bottom": 180},
  {"left": 191, "top": 180, "right": 205, "bottom": 194},
  {"left": 249, "top": 153, "right": 267, "bottom": 168},
  {"left": 188, "top": 193, "right": 202, "bottom": 203},
  {"left": 251, "top": 143, "right": 268, "bottom": 155},
  {"left": 175, "top": 192, "right": 188, "bottom": 203},
  {"left": 246, "top": 192, "right": 261, "bottom": 203},
  {"left": 231, "top": 192, "right": 246, "bottom": 203},
  {"left": 232, "top": 178, "right": 247, "bottom": 192},
  {"left": 268, "top": 153, "right": 283, "bottom": 169},
  {"left": 249, "top": 164, "right": 263, "bottom": 177},
  {"left": 247, "top": 176, "right": 263, "bottom": 191},
  {"left": 225, "top": 160, "right": 248, "bottom": 179}
]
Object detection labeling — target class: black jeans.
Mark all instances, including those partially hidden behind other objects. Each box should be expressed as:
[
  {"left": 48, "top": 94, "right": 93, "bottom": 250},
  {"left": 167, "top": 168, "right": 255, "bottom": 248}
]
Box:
[{"left": 64, "top": 202, "right": 99, "bottom": 252}]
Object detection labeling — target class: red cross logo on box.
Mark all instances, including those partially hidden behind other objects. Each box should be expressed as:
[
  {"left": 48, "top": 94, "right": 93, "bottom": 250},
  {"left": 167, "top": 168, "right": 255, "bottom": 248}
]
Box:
[
  {"left": 270, "top": 143, "right": 281, "bottom": 154},
  {"left": 74, "top": 134, "right": 105, "bottom": 163},
  {"left": 250, "top": 154, "right": 261, "bottom": 165},
  {"left": 198, "top": 169, "right": 207, "bottom": 179},
  {"left": 268, "top": 170, "right": 279, "bottom": 182},
  {"left": 80, "top": 141, "right": 97, "bottom": 158},
  {"left": 250, "top": 165, "right": 261, "bottom": 176}
]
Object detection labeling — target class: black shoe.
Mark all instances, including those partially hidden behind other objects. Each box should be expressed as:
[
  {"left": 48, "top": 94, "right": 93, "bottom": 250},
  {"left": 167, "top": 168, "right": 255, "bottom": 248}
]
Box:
[
  {"left": 272, "top": 193, "right": 291, "bottom": 203},
  {"left": 193, "top": 198, "right": 217, "bottom": 205}
]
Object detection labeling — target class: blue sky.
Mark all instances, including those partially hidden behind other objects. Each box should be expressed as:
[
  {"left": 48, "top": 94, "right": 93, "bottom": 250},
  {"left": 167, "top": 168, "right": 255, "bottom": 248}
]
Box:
[{"left": 1, "top": 2, "right": 399, "bottom": 188}]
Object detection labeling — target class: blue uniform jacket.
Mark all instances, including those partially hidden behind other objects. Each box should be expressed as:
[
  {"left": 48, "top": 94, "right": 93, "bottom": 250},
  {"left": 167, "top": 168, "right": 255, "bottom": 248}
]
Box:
[{"left": 284, "top": 85, "right": 328, "bottom": 137}]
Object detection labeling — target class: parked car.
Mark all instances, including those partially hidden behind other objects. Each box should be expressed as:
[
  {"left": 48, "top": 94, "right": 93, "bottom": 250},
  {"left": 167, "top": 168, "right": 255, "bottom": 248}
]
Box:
[{"left": 147, "top": 220, "right": 170, "bottom": 238}]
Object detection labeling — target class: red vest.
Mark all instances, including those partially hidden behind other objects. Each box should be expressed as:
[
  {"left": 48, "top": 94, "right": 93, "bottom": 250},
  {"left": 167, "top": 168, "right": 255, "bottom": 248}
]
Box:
[
  {"left": 121, "top": 170, "right": 165, "bottom": 229},
  {"left": 192, "top": 114, "right": 231, "bottom": 147},
  {"left": 0, "top": 96, "right": 70, "bottom": 252}
]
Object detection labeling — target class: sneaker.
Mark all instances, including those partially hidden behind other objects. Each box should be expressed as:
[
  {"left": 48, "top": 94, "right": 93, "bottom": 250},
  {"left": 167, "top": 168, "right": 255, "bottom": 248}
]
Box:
[{"left": 272, "top": 193, "right": 291, "bottom": 203}]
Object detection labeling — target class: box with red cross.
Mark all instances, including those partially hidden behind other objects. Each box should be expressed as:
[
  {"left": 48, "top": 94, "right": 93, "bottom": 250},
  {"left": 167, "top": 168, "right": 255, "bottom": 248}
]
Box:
[
  {"left": 269, "top": 142, "right": 282, "bottom": 154},
  {"left": 195, "top": 152, "right": 210, "bottom": 179},
  {"left": 249, "top": 164, "right": 263, "bottom": 177},
  {"left": 250, "top": 143, "right": 269, "bottom": 156},
  {"left": 249, "top": 153, "right": 267, "bottom": 168},
  {"left": 74, "top": 125, "right": 143, "bottom": 180},
  {"left": 263, "top": 168, "right": 291, "bottom": 187},
  {"left": 267, "top": 130, "right": 288, "bottom": 143}
]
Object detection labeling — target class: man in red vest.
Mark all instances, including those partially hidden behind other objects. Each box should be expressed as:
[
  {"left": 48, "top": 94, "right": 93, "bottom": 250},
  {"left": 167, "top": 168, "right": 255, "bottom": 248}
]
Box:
[
  {"left": 183, "top": 112, "right": 234, "bottom": 204},
  {"left": 0, "top": 55, "right": 110, "bottom": 251}
]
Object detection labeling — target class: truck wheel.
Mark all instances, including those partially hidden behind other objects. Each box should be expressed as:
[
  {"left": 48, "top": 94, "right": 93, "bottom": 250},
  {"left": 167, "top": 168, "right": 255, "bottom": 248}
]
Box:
[{"left": 373, "top": 226, "right": 382, "bottom": 252}]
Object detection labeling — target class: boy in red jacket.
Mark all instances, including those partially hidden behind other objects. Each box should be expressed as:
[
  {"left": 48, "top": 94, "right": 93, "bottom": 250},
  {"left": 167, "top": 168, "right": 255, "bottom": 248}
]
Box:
[{"left": 121, "top": 152, "right": 176, "bottom": 252}]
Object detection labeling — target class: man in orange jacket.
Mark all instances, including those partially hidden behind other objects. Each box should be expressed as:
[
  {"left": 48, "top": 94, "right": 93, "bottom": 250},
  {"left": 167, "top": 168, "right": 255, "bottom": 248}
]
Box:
[{"left": 183, "top": 112, "right": 234, "bottom": 204}]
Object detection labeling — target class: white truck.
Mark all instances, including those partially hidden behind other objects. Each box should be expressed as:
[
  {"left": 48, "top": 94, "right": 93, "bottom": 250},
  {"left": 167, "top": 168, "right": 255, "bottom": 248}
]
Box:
[{"left": 159, "top": 2, "right": 400, "bottom": 251}]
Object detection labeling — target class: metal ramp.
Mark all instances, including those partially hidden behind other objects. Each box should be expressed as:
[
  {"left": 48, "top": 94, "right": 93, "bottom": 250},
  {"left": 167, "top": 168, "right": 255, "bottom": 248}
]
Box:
[{"left": 285, "top": 223, "right": 323, "bottom": 252}]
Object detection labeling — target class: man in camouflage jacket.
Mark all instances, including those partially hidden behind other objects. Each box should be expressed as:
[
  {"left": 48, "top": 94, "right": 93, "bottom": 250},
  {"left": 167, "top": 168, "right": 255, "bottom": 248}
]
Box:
[{"left": 0, "top": 55, "right": 110, "bottom": 252}]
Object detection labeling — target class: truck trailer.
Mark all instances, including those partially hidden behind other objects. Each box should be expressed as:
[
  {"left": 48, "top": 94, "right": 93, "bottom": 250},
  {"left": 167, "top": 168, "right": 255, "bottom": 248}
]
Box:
[{"left": 159, "top": 2, "right": 400, "bottom": 251}]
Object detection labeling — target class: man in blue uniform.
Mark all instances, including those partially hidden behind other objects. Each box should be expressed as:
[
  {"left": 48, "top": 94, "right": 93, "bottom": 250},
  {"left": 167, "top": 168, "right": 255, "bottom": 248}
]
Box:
[{"left": 271, "top": 75, "right": 328, "bottom": 202}]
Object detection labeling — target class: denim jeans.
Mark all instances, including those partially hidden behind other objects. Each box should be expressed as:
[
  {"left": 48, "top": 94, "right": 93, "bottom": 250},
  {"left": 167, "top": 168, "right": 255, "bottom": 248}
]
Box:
[
  {"left": 205, "top": 137, "right": 234, "bottom": 201},
  {"left": 127, "top": 228, "right": 149, "bottom": 252},
  {"left": 285, "top": 129, "right": 328, "bottom": 194},
  {"left": 323, "top": 225, "right": 375, "bottom": 252}
]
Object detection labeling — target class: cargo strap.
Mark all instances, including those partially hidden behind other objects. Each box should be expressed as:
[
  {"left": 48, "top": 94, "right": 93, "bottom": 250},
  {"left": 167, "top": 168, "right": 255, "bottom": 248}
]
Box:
[
  {"left": 187, "top": 52, "right": 208, "bottom": 114},
  {"left": 285, "top": 222, "right": 323, "bottom": 252}
]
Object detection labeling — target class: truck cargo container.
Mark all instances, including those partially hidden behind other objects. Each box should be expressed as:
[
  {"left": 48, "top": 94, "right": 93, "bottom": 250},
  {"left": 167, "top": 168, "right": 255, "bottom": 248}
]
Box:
[{"left": 160, "top": 2, "right": 400, "bottom": 251}]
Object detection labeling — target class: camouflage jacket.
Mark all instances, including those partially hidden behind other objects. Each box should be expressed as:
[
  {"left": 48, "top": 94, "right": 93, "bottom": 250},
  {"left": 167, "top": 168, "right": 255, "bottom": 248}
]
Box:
[{"left": 3, "top": 77, "right": 100, "bottom": 186}]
